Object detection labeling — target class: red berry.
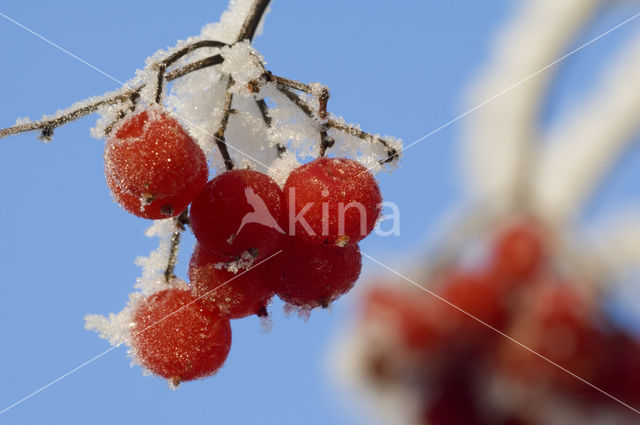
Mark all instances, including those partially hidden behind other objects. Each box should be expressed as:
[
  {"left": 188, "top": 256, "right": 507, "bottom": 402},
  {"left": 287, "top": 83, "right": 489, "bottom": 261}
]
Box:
[
  {"left": 490, "top": 218, "right": 545, "bottom": 283},
  {"left": 284, "top": 157, "right": 381, "bottom": 246},
  {"left": 590, "top": 332, "right": 640, "bottom": 406},
  {"left": 496, "top": 282, "right": 604, "bottom": 393},
  {"left": 437, "top": 271, "right": 510, "bottom": 342},
  {"left": 362, "top": 271, "right": 508, "bottom": 354},
  {"left": 104, "top": 107, "right": 208, "bottom": 219},
  {"left": 267, "top": 236, "right": 362, "bottom": 308},
  {"left": 362, "top": 286, "right": 444, "bottom": 351},
  {"left": 424, "top": 362, "right": 488, "bottom": 425},
  {"left": 190, "top": 169, "right": 285, "bottom": 261},
  {"left": 130, "top": 287, "right": 231, "bottom": 384},
  {"left": 189, "top": 244, "right": 273, "bottom": 319}
]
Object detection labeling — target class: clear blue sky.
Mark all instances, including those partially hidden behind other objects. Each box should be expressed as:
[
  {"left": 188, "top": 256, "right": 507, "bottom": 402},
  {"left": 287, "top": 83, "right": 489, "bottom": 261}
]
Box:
[{"left": 1, "top": 1, "right": 639, "bottom": 424}]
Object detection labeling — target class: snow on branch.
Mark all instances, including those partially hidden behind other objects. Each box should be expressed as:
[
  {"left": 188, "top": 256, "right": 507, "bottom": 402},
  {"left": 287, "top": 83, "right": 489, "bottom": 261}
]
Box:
[
  {"left": 461, "top": 0, "right": 600, "bottom": 214},
  {"left": 533, "top": 27, "right": 640, "bottom": 225}
]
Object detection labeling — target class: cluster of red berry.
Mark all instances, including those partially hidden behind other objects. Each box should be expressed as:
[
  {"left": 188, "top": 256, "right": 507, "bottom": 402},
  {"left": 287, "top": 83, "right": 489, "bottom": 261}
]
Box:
[
  {"left": 104, "top": 106, "right": 382, "bottom": 385},
  {"left": 358, "top": 218, "right": 640, "bottom": 425}
]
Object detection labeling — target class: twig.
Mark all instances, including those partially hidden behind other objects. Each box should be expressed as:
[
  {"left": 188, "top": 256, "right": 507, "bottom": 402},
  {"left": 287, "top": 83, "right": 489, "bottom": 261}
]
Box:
[
  {"left": 154, "top": 64, "right": 167, "bottom": 104},
  {"left": 214, "top": 79, "right": 236, "bottom": 170},
  {"left": 162, "top": 40, "right": 227, "bottom": 67},
  {"left": 165, "top": 54, "right": 224, "bottom": 81},
  {"left": 278, "top": 86, "right": 316, "bottom": 118},
  {"left": 104, "top": 92, "right": 140, "bottom": 135},
  {"left": 0, "top": 90, "right": 139, "bottom": 140},
  {"left": 327, "top": 119, "right": 399, "bottom": 164},
  {"left": 277, "top": 86, "right": 398, "bottom": 163},
  {"left": 255, "top": 98, "right": 286, "bottom": 157},
  {"left": 270, "top": 74, "right": 315, "bottom": 94},
  {"left": 237, "top": 0, "right": 272, "bottom": 42},
  {"left": 163, "top": 209, "right": 190, "bottom": 283},
  {"left": 0, "top": 54, "right": 226, "bottom": 140}
]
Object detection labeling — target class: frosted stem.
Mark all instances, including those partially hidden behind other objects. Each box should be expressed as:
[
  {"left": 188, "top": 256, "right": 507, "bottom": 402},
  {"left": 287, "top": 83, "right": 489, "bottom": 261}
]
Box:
[
  {"left": 161, "top": 40, "right": 227, "bottom": 67},
  {"left": 165, "top": 54, "right": 224, "bottom": 81},
  {"left": 214, "top": 79, "right": 236, "bottom": 170},
  {"left": 0, "top": 89, "right": 139, "bottom": 140},
  {"left": 236, "top": 0, "right": 272, "bottom": 42},
  {"left": 0, "top": 55, "right": 225, "bottom": 140},
  {"left": 255, "top": 98, "right": 286, "bottom": 157},
  {"left": 103, "top": 93, "right": 140, "bottom": 135},
  {"left": 326, "top": 119, "right": 399, "bottom": 164},
  {"left": 277, "top": 86, "right": 397, "bottom": 163},
  {"left": 462, "top": 0, "right": 599, "bottom": 213},
  {"left": 154, "top": 64, "right": 166, "bottom": 104},
  {"left": 163, "top": 210, "right": 190, "bottom": 283},
  {"left": 533, "top": 28, "right": 640, "bottom": 225}
]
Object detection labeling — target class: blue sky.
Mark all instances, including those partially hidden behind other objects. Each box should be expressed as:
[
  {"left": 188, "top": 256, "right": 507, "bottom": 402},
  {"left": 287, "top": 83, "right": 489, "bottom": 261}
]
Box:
[{"left": 1, "top": 1, "right": 639, "bottom": 424}]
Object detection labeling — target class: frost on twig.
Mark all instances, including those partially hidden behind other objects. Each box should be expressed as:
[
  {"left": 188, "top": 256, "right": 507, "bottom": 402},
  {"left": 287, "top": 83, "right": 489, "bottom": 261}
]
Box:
[
  {"left": 461, "top": 0, "right": 599, "bottom": 213},
  {"left": 0, "top": 0, "right": 400, "bottom": 172},
  {"left": 533, "top": 28, "right": 640, "bottom": 225}
]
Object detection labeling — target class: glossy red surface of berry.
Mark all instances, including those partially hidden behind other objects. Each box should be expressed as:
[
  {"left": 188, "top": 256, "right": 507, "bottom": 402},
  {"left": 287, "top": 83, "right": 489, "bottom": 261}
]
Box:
[
  {"left": 130, "top": 287, "right": 231, "bottom": 384},
  {"left": 104, "top": 107, "right": 208, "bottom": 219},
  {"left": 284, "top": 157, "right": 381, "bottom": 246},
  {"left": 267, "top": 236, "right": 362, "bottom": 308},
  {"left": 190, "top": 169, "right": 285, "bottom": 261},
  {"left": 189, "top": 244, "right": 274, "bottom": 318}
]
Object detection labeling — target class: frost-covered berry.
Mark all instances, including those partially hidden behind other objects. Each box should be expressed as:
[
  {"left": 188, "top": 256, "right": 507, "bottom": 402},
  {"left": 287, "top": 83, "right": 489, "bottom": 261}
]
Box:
[
  {"left": 190, "top": 169, "right": 285, "bottom": 261},
  {"left": 189, "top": 244, "right": 273, "bottom": 318},
  {"left": 267, "top": 236, "right": 362, "bottom": 309},
  {"left": 284, "top": 157, "right": 382, "bottom": 246},
  {"left": 104, "top": 107, "right": 208, "bottom": 219},
  {"left": 130, "top": 287, "right": 231, "bottom": 385}
]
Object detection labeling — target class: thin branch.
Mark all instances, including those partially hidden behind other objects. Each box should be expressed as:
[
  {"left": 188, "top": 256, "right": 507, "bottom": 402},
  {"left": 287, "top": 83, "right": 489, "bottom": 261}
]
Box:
[
  {"left": 277, "top": 87, "right": 398, "bottom": 163},
  {"left": 270, "top": 74, "right": 315, "bottom": 94},
  {"left": 166, "top": 54, "right": 224, "bottom": 81},
  {"left": 163, "top": 209, "right": 190, "bottom": 283},
  {"left": 278, "top": 86, "right": 316, "bottom": 118},
  {"left": 327, "top": 119, "right": 399, "bottom": 164},
  {"left": 162, "top": 40, "right": 227, "bottom": 67},
  {"left": 318, "top": 128, "right": 335, "bottom": 157},
  {"left": 268, "top": 74, "right": 329, "bottom": 119},
  {"left": 236, "top": 0, "right": 272, "bottom": 42},
  {"left": 154, "top": 64, "right": 167, "bottom": 104},
  {"left": 255, "top": 98, "right": 286, "bottom": 157},
  {"left": 0, "top": 89, "right": 139, "bottom": 139},
  {"left": 104, "top": 92, "right": 140, "bottom": 135},
  {"left": 214, "top": 79, "right": 236, "bottom": 170},
  {"left": 0, "top": 52, "right": 224, "bottom": 140},
  {"left": 255, "top": 99, "right": 272, "bottom": 126}
]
